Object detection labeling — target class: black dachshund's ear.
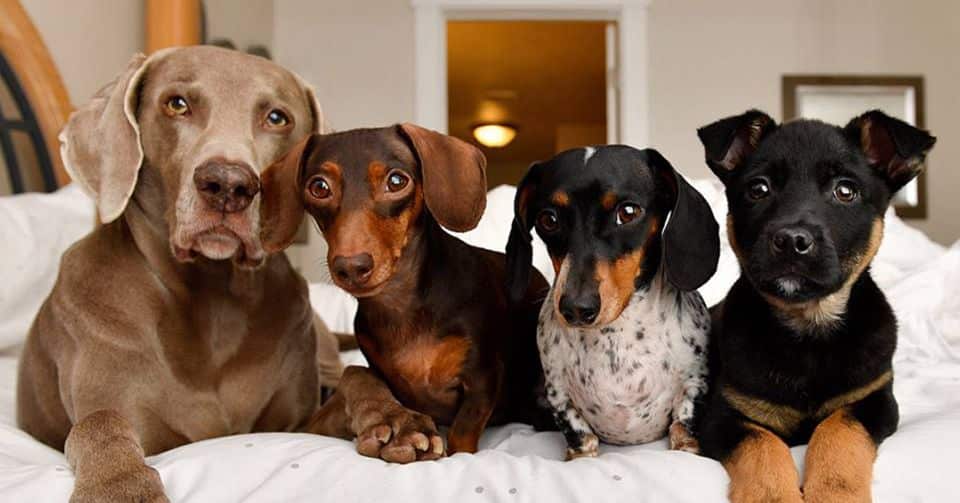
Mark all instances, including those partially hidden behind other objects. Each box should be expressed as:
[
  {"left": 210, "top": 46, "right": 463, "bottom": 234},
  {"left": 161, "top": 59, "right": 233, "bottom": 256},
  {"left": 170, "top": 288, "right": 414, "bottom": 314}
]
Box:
[
  {"left": 696, "top": 109, "right": 777, "bottom": 181},
  {"left": 645, "top": 149, "right": 720, "bottom": 291},
  {"left": 506, "top": 161, "right": 544, "bottom": 304},
  {"left": 843, "top": 110, "right": 936, "bottom": 192}
]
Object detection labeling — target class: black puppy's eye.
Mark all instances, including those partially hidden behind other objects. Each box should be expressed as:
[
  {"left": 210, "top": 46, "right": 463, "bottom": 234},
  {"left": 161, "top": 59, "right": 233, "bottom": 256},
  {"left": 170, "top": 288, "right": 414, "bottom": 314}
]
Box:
[
  {"left": 834, "top": 180, "right": 858, "bottom": 203},
  {"left": 616, "top": 203, "right": 642, "bottom": 225},
  {"left": 164, "top": 95, "right": 190, "bottom": 117},
  {"left": 265, "top": 109, "right": 291, "bottom": 129},
  {"left": 386, "top": 171, "right": 410, "bottom": 192},
  {"left": 308, "top": 177, "right": 331, "bottom": 199},
  {"left": 537, "top": 210, "right": 559, "bottom": 233},
  {"left": 747, "top": 179, "right": 771, "bottom": 201}
]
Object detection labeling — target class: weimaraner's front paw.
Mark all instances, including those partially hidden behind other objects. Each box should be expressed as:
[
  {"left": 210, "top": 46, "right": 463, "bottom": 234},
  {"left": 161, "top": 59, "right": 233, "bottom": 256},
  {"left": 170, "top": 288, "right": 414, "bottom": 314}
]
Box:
[
  {"left": 354, "top": 405, "right": 445, "bottom": 463},
  {"left": 71, "top": 464, "right": 168, "bottom": 503}
]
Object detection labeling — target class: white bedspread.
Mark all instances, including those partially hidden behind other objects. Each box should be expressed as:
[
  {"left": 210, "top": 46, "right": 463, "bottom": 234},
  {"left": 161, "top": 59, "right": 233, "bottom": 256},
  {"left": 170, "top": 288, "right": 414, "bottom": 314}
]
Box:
[{"left": 1, "top": 183, "right": 958, "bottom": 502}]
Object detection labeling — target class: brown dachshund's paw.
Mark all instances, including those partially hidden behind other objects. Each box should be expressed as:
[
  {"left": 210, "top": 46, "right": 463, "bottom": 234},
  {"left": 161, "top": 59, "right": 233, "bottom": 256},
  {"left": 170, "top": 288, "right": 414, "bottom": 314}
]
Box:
[
  {"left": 355, "top": 406, "right": 445, "bottom": 463},
  {"left": 669, "top": 421, "right": 701, "bottom": 454},
  {"left": 70, "top": 464, "right": 168, "bottom": 503},
  {"left": 565, "top": 433, "right": 600, "bottom": 460}
]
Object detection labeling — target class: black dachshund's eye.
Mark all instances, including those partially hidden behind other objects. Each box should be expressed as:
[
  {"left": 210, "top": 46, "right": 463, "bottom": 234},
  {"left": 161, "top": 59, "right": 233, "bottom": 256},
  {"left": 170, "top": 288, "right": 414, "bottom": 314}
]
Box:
[
  {"left": 308, "top": 177, "right": 331, "bottom": 199},
  {"left": 747, "top": 179, "right": 771, "bottom": 201},
  {"left": 386, "top": 171, "right": 410, "bottom": 192},
  {"left": 834, "top": 180, "right": 859, "bottom": 203},
  {"left": 536, "top": 210, "right": 559, "bottom": 233},
  {"left": 616, "top": 203, "right": 642, "bottom": 225}
]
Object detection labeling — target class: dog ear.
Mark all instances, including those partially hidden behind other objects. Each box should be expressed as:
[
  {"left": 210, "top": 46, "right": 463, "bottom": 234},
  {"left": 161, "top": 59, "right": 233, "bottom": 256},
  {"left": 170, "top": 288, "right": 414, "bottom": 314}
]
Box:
[
  {"left": 260, "top": 134, "right": 317, "bottom": 254},
  {"left": 696, "top": 109, "right": 777, "bottom": 180},
  {"left": 844, "top": 110, "right": 936, "bottom": 192},
  {"left": 290, "top": 72, "right": 330, "bottom": 134},
  {"left": 645, "top": 149, "right": 720, "bottom": 291},
  {"left": 505, "top": 161, "right": 544, "bottom": 304},
  {"left": 59, "top": 52, "right": 161, "bottom": 223},
  {"left": 398, "top": 123, "right": 487, "bottom": 232}
]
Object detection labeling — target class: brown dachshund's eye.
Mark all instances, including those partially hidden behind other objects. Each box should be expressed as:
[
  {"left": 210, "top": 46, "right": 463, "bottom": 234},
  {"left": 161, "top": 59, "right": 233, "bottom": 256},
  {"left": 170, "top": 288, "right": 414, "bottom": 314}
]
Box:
[
  {"left": 265, "top": 109, "right": 290, "bottom": 129},
  {"left": 747, "top": 178, "right": 771, "bottom": 201},
  {"left": 386, "top": 171, "right": 410, "bottom": 192},
  {"left": 615, "top": 203, "right": 642, "bottom": 226},
  {"left": 834, "top": 180, "right": 858, "bottom": 203},
  {"left": 536, "top": 210, "right": 559, "bottom": 233},
  {"left": 164, "top": 96, "right": 190, "bottom": 117},
  {"left": 308, "top": 177, "right": 331, "bottom": 199}
]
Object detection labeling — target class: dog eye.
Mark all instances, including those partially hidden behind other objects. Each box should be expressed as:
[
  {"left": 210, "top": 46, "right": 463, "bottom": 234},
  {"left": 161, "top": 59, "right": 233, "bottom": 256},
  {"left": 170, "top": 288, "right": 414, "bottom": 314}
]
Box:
[
  {"left": 265, "top": 109, "right": 291, "bottom": 129},
  {"left": 834, "top": 181, "right": 859, "bottom": 203},
  {"left": 747, "top": 179, "right": 771, "bottom": 201},
  {"left": 308, "top": 177, "right": 332, "bottom": 199},
  {"left": 536, "top": 210, "right": 560, "bottom": 233},
  {"left": 616, "top": 203, "right": 642, "bottom": 225},
  {"left": 164, "top": 96, "right": 190, "bottom": 117},
  {"left": 386, "top": 171, "right": 410, "bottom": 192}
]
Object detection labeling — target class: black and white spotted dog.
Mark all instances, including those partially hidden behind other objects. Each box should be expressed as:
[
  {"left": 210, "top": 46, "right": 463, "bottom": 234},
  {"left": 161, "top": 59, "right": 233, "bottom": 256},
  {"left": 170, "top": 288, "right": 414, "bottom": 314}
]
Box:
[{"left": 506, "top": 146, "right": 720, "bottom": 458}]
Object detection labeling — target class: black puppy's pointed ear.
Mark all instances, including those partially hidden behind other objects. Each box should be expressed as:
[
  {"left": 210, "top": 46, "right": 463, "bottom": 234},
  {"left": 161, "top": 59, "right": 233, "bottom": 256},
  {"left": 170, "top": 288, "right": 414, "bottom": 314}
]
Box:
[
  {"left": 645, "top": 149, "right": 720, "bottom": 291},
  {"left": 697, "top": 109, "right": 777, "bottom": 180},
  {"left": 843, "top": 110, "right": 936, "bottom": 192},
  {"left": 506, "top": 161, "right": 544, "bottom": 304}
]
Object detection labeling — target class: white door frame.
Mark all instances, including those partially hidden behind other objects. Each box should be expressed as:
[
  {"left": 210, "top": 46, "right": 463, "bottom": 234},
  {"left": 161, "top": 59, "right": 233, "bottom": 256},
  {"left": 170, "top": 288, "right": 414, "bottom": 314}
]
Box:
[{"left": 411, "top": 0, "right": 653, "bottom": 148}]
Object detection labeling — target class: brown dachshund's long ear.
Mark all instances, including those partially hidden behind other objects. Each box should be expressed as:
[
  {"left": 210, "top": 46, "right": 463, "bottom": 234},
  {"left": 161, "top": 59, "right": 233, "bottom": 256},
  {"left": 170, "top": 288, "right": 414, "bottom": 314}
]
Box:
[
  {"left": 843, "top": 110, "right": 936, "bottom": 192},
  {"left": 260, "top": 134, "right": 317, "bottom": 254},
  {"left": 59, "top": 51, "right": 163, "bottom": 223},
  {"left": 696, "top": 109, "right": 777, "bottom": 182},
  {"left": 399, "top": 123, "right": 487, "bottom": 232},
  {"left": 505, "top": 161, "right": 544, "bottom": 304},
  {"left": 645, "top": 149, "right": 720, "bottom": 291}
]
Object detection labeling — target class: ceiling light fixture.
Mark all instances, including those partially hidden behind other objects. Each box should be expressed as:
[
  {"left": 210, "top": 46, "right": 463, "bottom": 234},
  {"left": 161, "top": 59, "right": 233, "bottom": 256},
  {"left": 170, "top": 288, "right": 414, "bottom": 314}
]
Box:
[{"left": 472, "top": 123, "right": 517, "bottom": 148}]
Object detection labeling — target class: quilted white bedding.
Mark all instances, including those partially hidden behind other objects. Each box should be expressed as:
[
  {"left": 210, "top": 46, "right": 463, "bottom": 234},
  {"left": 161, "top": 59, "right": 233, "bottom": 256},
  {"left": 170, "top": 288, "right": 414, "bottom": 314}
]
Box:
[{"left": 1, "top": 183, "right": 958, "bottom": 502}]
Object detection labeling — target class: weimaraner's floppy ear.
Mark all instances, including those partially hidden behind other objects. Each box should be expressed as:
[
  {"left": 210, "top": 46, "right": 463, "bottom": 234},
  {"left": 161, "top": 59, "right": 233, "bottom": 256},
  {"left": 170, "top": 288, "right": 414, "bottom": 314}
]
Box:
[
  {"left": 644, "top": 149, "right": 720, "bottom": 291},
  {"left": 60, "top": 52, "right": 158, "bottom": 223},
  {"left": 398, "top": 123, "right": 487, "bottom": 232},
  {"left": 291, "top": 72, "right": 329, "bottom": 134},
  {"left": 696, "top": 109, "right": 777, "bottom": 182},
  {"left": 260, "top": 134, "right": 318, "bottom": 254},
  {"left": 843, "top": 110, "right": 936, "bottom": 192}
]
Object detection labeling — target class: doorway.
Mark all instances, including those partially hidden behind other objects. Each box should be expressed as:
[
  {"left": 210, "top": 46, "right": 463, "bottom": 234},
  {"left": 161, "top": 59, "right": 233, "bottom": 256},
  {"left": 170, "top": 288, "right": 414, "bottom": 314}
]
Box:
[{"left": 447, "top": 21, "right": 613, "bottom": 188}]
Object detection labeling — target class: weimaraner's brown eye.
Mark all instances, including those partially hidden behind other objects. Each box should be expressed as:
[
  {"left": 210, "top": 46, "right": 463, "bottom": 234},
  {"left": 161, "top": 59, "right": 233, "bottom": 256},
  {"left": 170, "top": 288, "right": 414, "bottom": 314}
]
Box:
[
  {"left": 386, "top": 171, "right": 410, "bottom": 192},
  {"left": 164, "top": 96, "right": 190, "bottom": 117},
  {"left": 265, "top": 109, "right": 291, "bottom": 129},
  {"left": 615, "top": 203, "right": 643, "bottom": 225},
  {"left": 308, "top": 177, "right": 332, "bottom": 199}
]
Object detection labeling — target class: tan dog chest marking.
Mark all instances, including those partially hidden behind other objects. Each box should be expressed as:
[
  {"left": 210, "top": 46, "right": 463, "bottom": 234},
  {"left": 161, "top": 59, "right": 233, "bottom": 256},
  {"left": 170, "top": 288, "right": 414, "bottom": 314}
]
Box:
[
  {"left": 393, "top": 336, "right": 470, "bottom": 388},
  {"left": 803, "top": 408, "right": 877, "bottom": 503},
  {"left": 724, "top": 422, "right": 803, "bottom": 503}
]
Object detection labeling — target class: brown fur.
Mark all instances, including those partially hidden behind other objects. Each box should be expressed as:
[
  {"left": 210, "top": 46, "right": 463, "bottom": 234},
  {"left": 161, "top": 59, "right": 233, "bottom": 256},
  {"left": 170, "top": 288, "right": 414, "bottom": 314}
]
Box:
[
  {"left": 803, "top": 409, "right": 876, "bottom": 503},
  {"left": 590, "top": 218, "right": 658, "bottom": 325},
  {"left": 723, "top": 423, "right": 803, "bottom": 503},
  {"left": 551, "top": 191, "right": 570, "bottom": 206},
  {"left": 601, "top": 191, "right": 618, "bottom": 211}
]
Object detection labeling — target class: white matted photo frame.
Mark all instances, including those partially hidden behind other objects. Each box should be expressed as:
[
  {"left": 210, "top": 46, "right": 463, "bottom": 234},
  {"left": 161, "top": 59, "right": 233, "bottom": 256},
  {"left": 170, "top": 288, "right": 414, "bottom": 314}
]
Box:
[{"left": 783, "top": 75, "right": 927, "bottom": 219}]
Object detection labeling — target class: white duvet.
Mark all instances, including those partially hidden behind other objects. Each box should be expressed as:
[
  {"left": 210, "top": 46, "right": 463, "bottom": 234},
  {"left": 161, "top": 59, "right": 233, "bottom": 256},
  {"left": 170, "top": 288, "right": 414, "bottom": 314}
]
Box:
[{"left": 1, "top": 183, "right": 958, "bottom": 502}]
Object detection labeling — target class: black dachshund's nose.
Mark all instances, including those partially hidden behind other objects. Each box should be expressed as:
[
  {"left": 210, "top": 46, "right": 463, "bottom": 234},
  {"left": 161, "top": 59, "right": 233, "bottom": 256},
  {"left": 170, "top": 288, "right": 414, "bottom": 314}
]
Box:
[
  {"left": 771, "top": 227, "right": 815, "bottom": 255},
  {"left": 559, "top": 293, "right": 600, "bottom": 326}
]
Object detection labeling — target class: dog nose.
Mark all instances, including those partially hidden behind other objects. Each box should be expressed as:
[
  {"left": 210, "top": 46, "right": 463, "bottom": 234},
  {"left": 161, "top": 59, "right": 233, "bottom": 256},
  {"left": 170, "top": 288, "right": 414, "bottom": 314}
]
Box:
[
  {"left": 332, "top": 253, "right": 375, "bottom": 287},
  {"left": 194, "top": 162, "right": 260, "bottom": 213},
  {"left": 558, "top": 293, "right": 601, "bottom": 326},
  {"left": 771, "top": 227, "right": 815, "bottom": 255}
]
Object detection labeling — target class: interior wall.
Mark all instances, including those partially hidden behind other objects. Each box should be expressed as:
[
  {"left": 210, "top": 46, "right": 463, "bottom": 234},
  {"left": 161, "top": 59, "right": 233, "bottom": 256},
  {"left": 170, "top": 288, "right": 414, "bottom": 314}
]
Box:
[
  {"left": 204, "top": 0, "right": 273, "bottom": 52},
  {"left": 21, "top": 0, "right": 143, "bottom": 105}
]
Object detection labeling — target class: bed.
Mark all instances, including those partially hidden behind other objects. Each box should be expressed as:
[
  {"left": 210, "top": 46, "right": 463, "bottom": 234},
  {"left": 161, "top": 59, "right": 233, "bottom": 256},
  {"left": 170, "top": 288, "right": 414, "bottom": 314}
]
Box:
[{"left": 1, "top": 179, "right": 958, "bottom": 502}]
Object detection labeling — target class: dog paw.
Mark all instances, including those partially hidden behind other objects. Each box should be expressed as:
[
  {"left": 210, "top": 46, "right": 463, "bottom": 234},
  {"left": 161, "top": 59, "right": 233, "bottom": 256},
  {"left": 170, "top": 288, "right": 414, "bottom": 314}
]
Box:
[
  {"left": 354, "top": 405, "right": 445, "bottom": 463},
  {"left": 565, "top": 433, "right": 600, "bottom": 460},
  {"left": 669, "top": 421, "right": 700, "bottom": 454},
  {"left": 803, "top": 479, "right": 871, "bottom": 503},
  {"left": 70, "top": 464, "right": 168, "bottom": 503}
]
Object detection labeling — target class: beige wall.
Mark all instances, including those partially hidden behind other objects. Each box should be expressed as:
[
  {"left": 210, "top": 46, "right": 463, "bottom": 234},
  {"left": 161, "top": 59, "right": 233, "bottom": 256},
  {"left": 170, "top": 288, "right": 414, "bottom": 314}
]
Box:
[
  {"left": 21, "top": 0, "right": 143, "bottom": 105},
  {"left": 205, "top": 0, "right": 273, "bottom": 53}
]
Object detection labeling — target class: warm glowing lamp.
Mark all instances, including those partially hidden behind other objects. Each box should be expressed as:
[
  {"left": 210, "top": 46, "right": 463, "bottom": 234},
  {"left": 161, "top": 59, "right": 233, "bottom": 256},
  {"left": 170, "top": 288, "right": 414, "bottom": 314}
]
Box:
[{"left": 472, "top": 124, "right": 517, "bottom": 148}]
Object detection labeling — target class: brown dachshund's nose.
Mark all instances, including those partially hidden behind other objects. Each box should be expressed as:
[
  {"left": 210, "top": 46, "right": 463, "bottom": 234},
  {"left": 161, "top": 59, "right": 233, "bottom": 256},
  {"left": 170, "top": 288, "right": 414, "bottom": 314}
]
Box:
[
  {"left": 194, "top": 162, "right": 260, "bottom": 213},
  {"left": 332, "top": 253, "right": 374, "bottom": 287}
]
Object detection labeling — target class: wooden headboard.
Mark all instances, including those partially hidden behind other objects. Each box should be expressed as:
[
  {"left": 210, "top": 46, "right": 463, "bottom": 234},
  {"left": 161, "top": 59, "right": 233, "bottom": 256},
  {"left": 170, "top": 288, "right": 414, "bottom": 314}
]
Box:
[{"left": 0, "top": 0, "right": 72, "bottom": 194}]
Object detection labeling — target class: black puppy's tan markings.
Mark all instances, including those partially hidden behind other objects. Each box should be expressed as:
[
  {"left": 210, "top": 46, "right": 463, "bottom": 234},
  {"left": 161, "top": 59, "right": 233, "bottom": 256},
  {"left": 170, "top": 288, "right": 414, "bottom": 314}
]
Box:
[
  {"left": 507, "top": 146, "right": 719, "bottom": 459},
  {"left": 696, "top": 109, "right": 935, "bottom": 503}
]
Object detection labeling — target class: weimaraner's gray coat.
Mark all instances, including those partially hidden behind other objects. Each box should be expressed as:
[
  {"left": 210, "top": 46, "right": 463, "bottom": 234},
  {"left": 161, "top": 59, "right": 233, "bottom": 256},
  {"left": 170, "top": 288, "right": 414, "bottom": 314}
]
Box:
[{"left": 17, "top": 46, "right": 342, "bottom": 502}]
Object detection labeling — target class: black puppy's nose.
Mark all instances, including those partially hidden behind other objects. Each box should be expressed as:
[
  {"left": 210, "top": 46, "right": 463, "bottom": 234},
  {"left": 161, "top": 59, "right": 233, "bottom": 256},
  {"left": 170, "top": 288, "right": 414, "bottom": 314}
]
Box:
[
  {"left": 772, "top": 227, "right": 815, "bottom": 255},
  {"left": 332, "top": 253, "right": 374, "bottom": 287},
  {"left": 194, "top": 162, "right": 260, "bottom": 213},
  {"left": 558, "top": 293, "right": 601, "bottom": 326}
]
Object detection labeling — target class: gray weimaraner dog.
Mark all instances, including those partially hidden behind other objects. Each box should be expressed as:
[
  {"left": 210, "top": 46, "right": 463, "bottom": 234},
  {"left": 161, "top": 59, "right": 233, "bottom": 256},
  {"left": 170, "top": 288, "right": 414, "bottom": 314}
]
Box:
[{"left": 17, "top": 46, "right": 343, "bottom": 502}]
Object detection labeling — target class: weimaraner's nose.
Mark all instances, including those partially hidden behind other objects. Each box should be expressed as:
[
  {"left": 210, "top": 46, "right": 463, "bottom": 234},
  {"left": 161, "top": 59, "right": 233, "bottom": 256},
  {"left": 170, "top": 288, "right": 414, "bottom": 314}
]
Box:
[{"left": 194, "top": 161, "right": 260, "bottom": 213}]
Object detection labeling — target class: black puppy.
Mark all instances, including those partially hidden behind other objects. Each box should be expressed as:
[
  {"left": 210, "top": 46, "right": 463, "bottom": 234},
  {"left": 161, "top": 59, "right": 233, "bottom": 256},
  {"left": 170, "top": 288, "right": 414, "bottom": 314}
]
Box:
[{"left": 695, "top": 110, "right": 935, "bottom": 503}]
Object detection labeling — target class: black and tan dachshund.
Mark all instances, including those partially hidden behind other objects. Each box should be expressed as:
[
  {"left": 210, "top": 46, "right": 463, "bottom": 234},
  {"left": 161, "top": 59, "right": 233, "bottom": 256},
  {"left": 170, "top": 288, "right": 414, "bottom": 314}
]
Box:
[{"left": 695, "top": 109, "right": 936, "bottom": 502}]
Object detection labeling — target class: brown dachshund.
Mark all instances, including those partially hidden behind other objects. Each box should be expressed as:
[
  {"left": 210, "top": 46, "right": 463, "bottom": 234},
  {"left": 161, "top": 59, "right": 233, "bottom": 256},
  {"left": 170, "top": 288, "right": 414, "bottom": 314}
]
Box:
[{"left": 260, "top": 124, "right": 553, "bottom": 462}]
